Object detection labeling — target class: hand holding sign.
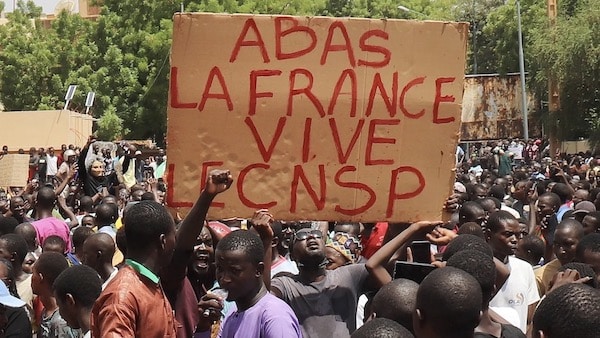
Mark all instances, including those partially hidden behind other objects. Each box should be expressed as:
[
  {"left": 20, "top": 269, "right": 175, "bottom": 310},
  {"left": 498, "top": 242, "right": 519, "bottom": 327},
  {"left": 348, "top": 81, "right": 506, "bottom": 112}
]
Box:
[
  {"left": 249, "top": 209, "right": 275, "bottom": 243},
  {"left": 167, "top": 14, "right": 468, "bottom": 222}
]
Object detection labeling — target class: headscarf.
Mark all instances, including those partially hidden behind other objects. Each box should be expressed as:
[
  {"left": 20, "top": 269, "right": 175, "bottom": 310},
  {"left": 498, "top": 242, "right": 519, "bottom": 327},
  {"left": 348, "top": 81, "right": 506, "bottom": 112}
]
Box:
[{"left": 326, "top": 232, "right": 362, "bottom": 263}]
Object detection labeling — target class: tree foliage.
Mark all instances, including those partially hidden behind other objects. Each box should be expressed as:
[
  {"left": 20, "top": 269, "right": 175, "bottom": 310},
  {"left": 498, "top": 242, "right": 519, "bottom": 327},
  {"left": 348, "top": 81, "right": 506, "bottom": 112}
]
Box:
[
  {"left": 0, "top": 0, "right": 597, "bottom": 144},
  {"left": 97, "top": 106, "right": 128, "bottom": 141},
  {"left": 529, "top": 0, "right": 600, "bottom": 143}
]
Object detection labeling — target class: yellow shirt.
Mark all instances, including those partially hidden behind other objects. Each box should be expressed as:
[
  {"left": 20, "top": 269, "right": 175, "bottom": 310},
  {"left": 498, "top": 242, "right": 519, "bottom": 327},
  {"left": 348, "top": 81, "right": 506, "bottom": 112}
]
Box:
[{"left": 534, "top": 259, "right": 561, "bottom": 296}]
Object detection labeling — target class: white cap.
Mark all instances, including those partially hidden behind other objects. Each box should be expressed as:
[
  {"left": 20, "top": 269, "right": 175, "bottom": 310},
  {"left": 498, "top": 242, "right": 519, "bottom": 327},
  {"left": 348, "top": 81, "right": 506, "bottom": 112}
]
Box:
[{"left": 0, "top": 282, "right": 25, "bottom": 308}]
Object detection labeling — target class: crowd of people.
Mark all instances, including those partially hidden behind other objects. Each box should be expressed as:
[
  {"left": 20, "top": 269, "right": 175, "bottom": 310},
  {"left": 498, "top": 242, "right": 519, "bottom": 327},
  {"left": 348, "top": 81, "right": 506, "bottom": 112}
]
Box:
[{"left": 0, "top": 136, "right": 598, "bottom": 338}]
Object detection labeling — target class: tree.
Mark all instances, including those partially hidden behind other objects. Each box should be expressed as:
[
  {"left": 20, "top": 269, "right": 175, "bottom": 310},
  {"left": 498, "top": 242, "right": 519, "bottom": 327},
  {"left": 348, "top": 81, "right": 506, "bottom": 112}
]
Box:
[
  {"left": 2, "top": 0, "right": 594, "bottom": 146},
  {"left": 529, "top": 0, "right": 600, "bottom": 144},
  {"left": 97, "top": 106, "right": 128, "bottom": 140},
  {"left": 478, "top": 0, "right": 545, "bottom": 74},
  {"left": 0, "top": 2, "right": 58, "bottom": 110}
]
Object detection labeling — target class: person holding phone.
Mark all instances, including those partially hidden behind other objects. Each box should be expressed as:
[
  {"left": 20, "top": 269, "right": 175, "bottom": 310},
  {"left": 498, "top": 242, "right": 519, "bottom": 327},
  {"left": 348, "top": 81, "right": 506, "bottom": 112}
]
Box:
[
  {"left": 270, "top": 220, "right": 441, "bottom": 337},
  {"left": 77, "top": 137, "right": 119, "bottom": 197}
]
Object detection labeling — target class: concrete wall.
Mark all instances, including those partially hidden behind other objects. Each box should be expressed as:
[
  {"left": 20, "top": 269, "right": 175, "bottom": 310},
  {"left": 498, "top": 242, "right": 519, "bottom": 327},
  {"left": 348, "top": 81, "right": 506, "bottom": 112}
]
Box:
[
  {"left": 0, "top": 110, "right": 93, "bottom": 150},
  {"left": 560, "top": 140, "right": 590, "bottom": 154}
]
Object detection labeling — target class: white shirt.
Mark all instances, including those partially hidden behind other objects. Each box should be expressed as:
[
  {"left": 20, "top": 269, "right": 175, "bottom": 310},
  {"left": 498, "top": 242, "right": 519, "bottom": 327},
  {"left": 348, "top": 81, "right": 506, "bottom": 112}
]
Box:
[
  {"left": 102, "top": 268, "right": 119, "bottom": 290},
  {"left": 489, "top": 256, "right": 540, "bottom": 333},
  {"left": 98, "top": 225, "right": 117, "bottom": 240},
  {"left": 46, "top": 155, "right": 58, "bottom": 176}
]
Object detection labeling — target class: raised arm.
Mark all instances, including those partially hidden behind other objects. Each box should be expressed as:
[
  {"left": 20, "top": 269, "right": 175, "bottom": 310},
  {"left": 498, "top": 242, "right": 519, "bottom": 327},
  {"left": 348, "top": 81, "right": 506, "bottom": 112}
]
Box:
[
  {"left": 249, "top": 209, "right": 274, "bottom": 290},
  {"left": 162, "top": 170, "right": 233, "bottom": 295},
  {"left": 78, "top": 138, "right": 93, "bottom": 183},
  {"left": 54, "top": 163, "right": 77, "bottom": 196},
  {"left": 365, "top": 221, "right": 441, "bottom": 287},
  {"left": 57, "top": 195, "right": 79, "bottom": 229},
  {"left": 176, "top": 170, "right": 233, "bottom": 251}
]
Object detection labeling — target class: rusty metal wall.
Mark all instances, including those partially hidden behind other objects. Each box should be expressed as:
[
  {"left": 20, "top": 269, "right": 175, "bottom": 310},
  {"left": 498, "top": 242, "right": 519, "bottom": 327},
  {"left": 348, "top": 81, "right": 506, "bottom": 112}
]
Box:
[{"left": 461, "top": 74, "right": 536, "bottom": 141}]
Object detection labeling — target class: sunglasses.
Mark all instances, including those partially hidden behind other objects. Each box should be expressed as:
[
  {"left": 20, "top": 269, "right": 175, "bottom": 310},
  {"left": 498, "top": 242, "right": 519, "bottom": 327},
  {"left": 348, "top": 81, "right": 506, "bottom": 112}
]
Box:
[{"left": 294, "top": 230, "right": 323, "bottom": 241}]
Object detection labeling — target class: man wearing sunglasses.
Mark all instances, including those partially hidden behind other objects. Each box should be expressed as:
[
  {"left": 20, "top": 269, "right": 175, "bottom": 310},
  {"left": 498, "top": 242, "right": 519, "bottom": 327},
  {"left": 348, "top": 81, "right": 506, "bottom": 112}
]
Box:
[{"left": 270, "top": 221, "right": 440, "bottom": 338}]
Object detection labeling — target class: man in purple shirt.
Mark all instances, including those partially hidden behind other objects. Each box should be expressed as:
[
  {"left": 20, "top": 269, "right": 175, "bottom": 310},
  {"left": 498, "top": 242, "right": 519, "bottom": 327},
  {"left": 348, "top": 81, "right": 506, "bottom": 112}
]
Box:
[{"left": 196, "top": 225, "right": 301, "bottom": 338}]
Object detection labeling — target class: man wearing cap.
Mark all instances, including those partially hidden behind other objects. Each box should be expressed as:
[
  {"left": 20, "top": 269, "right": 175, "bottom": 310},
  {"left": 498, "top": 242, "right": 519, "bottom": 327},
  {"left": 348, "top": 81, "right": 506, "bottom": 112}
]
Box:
[
  {"left": 0, "top": 279, "right": 32, "bottom": 337},
  {"left": 56, "top": 149, "right": 77, "bottom": 183},
  {"left": 572, "top": 201, "right": 596, "bottom": 223}
]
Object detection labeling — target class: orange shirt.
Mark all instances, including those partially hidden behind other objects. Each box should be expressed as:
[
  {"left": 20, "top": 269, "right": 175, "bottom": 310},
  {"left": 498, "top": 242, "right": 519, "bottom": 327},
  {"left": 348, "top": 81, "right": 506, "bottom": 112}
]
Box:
[{"left": 91, "top": 264, "right": 177, "bottom": 338}]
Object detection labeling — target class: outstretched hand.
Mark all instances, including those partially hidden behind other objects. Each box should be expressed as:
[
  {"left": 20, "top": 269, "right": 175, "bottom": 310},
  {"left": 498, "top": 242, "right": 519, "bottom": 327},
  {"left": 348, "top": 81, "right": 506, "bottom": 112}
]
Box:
[
  {"left": 86, "top": 135, "right": 97, "bottom": 146},
  {"left": 411, "top": 221, "right": 444, "bottom": 236},
  {"left": 204, "top": 169, "right": 233, "bottom": 195},
  {"left": 425, "top": 226, "right": 458, "bottom": 246}
]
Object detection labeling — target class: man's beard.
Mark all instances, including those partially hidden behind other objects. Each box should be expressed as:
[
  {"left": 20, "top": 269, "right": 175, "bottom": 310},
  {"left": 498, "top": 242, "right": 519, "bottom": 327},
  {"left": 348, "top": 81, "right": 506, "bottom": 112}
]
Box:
[{"left": 296, "top": 250, "right": 327, "bottom": 269}]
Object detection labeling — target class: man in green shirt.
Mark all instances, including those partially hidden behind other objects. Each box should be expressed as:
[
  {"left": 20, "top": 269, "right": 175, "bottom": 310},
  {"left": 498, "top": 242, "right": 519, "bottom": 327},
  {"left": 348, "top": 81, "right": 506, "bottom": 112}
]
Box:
[{"left": 90, "top": 200, "right": 178, "bottom": 337}]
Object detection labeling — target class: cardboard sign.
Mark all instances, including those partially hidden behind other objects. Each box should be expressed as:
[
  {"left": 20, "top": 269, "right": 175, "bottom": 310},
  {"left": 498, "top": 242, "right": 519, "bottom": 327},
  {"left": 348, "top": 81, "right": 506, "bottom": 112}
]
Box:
[
  {"left": 0, "top": 154, "right": 29, "bottom": 187},
  {"left": 167, "top": 13, "right": 468, "bottom": 222}
]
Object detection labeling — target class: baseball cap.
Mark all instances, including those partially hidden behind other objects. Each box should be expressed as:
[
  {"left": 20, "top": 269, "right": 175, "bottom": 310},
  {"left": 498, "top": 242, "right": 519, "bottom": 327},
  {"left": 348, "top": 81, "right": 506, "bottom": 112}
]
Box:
[
  {"left": 573, "top": 201, "right": 596, "bottom": 215},
  {"left": 206, "top": 221, "right": 232, "bottom": 241},
  {"left": 0, "top": 281, "right": 25, "bottom": 308}
]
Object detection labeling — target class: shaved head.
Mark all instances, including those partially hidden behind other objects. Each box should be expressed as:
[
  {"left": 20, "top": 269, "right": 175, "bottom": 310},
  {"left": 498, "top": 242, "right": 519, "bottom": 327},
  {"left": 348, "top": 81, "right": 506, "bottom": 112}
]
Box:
[
  {"left": 82, "top": 233, "right": 115, "bottom": 269},
  {"left": 14, "top": 223, "right": 38, "bottom": 251}
]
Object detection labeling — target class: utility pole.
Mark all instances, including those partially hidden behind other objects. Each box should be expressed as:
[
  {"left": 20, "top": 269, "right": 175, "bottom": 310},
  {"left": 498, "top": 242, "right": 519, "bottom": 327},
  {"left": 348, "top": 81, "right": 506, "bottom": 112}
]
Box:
[
  {"left": 472, "top": 0, "right": 477, "bottom": 74},
  {"left": 517, "top": 0, "right": 528, "bottom": 140},
  {"left": 547, "top": 0, "right": 559, "bottom": 158}
]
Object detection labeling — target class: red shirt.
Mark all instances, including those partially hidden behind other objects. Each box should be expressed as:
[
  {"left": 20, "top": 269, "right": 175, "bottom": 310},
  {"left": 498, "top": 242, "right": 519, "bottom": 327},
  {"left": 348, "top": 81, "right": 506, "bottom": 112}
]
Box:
[{"left": 360, "top": 222, "right": 388, "bottom": 259}]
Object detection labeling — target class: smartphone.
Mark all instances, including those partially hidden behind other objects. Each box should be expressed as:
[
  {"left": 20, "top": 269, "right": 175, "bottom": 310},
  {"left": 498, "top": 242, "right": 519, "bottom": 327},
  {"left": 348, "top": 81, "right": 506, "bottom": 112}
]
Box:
[
  {"left": 393, "top": 261, "right": 437, "bottom": 283},
  {"left": 410, "top": 240, "right": 432, "bottom": 264}
]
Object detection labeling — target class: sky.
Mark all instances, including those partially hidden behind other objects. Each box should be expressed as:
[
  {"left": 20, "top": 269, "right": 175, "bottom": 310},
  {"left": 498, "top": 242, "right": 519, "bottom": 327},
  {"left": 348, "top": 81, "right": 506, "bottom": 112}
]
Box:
[{"left": 4, "top": 0, "right": 80, "bottom": 15}]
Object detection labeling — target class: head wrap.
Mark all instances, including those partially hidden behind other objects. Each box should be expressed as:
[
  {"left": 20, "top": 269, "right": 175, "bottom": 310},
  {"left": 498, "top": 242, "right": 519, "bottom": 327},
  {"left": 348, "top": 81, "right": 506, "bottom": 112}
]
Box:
[{"left": 326, "top": 232, "right": 362, "bottom": 263}]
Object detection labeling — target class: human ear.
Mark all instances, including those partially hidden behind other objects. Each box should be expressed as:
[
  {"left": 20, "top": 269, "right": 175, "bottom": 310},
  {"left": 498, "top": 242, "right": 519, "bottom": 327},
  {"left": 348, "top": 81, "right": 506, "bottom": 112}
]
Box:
[
  {"left": 415, "top": 308, "right": 424, "bottom": 321},
  {"left": 256, "top": 262, "right": 264, "bottom": 277},
  {"left": 159, "top": 234, "right": 166, "bottom": 250},
  {"left": 66, "top": 293, "right": 76, "bottom": 307},
  {"left": 413, "top": 308, "right": 425, "bottom": 332}
]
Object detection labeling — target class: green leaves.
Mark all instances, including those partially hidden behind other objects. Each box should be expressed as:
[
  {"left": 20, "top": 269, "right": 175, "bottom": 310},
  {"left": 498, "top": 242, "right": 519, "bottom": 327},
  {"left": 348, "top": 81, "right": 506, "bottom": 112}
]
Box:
[
  {"left": 529, "top": 0, "right": 600, "bottom": 143},
  {"left": 97, "top": 106, "right": 128, "bottom": 141},
  {"left": 0, "top": 0, "right": 597, "bottom": 145}
]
